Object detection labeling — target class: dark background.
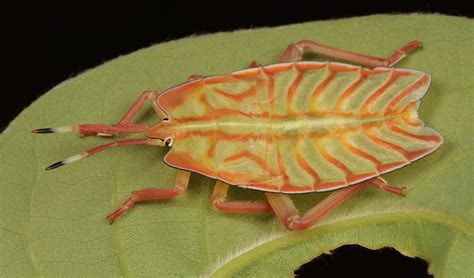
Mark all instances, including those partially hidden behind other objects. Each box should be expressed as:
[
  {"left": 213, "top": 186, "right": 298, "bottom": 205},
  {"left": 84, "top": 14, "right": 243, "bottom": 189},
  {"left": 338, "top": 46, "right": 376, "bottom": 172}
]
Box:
[
  {"left": 2, "top": 1, "right": 472, "bottom": 276},
  {"left": 2, "top": 1, "right": 473, "bottom": 131}
]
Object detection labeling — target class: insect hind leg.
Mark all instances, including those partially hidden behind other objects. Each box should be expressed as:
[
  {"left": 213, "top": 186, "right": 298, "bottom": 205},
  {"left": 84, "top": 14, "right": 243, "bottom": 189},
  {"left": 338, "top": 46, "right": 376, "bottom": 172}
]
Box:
[
  {"left": 279, "top": 39, "right": 421, "bottom": 67},
  {"left": 265, "top": 177, "right": 405, "bottom": 230}
]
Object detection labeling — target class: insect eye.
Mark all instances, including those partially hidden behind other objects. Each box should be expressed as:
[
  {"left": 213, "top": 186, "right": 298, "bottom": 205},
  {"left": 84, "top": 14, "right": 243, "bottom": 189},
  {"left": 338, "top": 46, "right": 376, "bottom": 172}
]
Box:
[{"left": 165, "top": 138, "right": 173, "bottom": 147}]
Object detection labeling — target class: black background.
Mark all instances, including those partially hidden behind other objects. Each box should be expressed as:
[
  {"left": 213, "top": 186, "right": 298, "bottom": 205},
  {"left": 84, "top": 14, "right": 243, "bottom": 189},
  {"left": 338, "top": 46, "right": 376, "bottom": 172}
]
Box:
[{"left": 2, "top": 2, "right": 472, "bottom": 276}]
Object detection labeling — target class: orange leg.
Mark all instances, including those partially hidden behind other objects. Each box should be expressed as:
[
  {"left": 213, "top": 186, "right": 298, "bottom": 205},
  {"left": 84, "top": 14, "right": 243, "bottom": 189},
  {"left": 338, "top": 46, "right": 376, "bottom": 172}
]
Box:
[
  {"left": 81, "top": 90, "right": 163, "bottom": 136},
  {"left": 108, "top": 170, "right": 191, "bottom": 223},
  {"left": 265, "top": 177, "right": 404, "bottom": 230},
  {"left": 116, "top": 91, "right": 163, "bottom": 124},
  {"left": 211, "top": 181, "right": 273, "bottom": 213},
  {"left": 32, "top": 91, "right": 165, "bottom": 136},
  {"left": 279, "top": 39, "right": 422, "bottom": 67}
]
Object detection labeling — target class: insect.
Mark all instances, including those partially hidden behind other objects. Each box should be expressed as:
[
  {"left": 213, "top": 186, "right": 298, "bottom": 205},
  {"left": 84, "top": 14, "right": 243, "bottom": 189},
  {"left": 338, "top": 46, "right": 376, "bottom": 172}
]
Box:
[{"left": 33, "top": 40, "right": 443, "bottom": 230}]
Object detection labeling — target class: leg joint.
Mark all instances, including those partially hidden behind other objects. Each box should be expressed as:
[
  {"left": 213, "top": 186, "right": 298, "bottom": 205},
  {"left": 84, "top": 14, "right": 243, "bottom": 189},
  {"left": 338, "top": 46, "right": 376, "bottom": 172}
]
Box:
[
  {"left": 296, "top": 40, "right": 311, "bottom": 48},
  {"left": 142, "top": 90, "right": 158, "bottom": 98},
  {"left": 175, "top": 185, "right": 186, "bottom": 195},
  {"left": 211, "top": 196, "right": 224, "bottom": 210},
  {"left": 285, "top": 215, "right": 303, "bottom": 230}
]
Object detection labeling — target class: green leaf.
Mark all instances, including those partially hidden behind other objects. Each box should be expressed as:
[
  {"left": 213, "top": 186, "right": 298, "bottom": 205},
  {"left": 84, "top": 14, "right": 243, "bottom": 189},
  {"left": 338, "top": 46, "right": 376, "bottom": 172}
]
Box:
[{"left": 1, "top": 14, "right": 473, "bottom": 277}]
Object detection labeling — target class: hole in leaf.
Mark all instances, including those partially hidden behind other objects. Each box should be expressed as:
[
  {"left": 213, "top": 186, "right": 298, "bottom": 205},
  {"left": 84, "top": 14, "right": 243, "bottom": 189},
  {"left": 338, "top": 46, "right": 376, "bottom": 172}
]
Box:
[{"left": 294, "top": 244, "right": 433, "bottom": 278}]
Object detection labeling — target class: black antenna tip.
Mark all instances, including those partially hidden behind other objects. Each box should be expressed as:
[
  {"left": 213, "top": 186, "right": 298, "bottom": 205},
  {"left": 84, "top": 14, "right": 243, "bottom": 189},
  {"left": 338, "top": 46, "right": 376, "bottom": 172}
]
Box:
[
  {"left": 32, "top": 128, "right": 54, "bottom": 133},
  {"left": 45, "top": 161, "right": 65, "bottom": 171}
]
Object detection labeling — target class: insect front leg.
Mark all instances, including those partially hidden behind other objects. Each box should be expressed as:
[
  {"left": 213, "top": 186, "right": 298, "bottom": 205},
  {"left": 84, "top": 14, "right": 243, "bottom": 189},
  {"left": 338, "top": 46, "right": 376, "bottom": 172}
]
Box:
[
  {"left": 33, "top": 91, "right": 164, "bottom": 137},
  {"left": 107, "top": 170, "right": 191, "bottom": 223},
  {"left": 211, "top": 181, "right": 273, "bottom": 213},
  {"left": 82, "top": 90, "right": 164, "bottom": 136},
  {"left": 280, "top": 40, "right": 422, "bottom": 67},
  {"left": 265, "top": 177, "right": 404, "bottom": 230}
]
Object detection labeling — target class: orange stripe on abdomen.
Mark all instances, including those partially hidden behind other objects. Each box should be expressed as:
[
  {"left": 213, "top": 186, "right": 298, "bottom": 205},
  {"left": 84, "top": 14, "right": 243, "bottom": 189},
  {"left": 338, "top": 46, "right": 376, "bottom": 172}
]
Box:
[
  {"left": 386, "top": 122, "right": 442, "bottom": 143},
  {"left": 309, "top": 69, "right": 335, "bottom": 112},
  {"left": 318, "top": 142, "right": 375, "bottom": 185},
  {"left": 276, "top": 149, "right": 290, "bottom": 185},
  {"left": 364, "top": 127, "right": 408, "bottom": 157},
  {"left": 263, "top": 68, "right": 276, "bottom": 111},
  {"left": 294, "top": 148, "right": 321, "bottom": 185},
  {"left": 340, "top": 133, "right": 407, "bottom": 174},
  {"left": 287, "top": 70, "right": 303, "bottom": 114},
  {"left": 340, "top": 134, "right": 381, "bottom": 167},
  {"left": 224, "top": 150, "right": 273, "bottom": 174},
  {"left": 364, "top": 126, "right": 436, "bottom": 163},
  {"left": 213, "top": 86, "right": 257, "bottom": 103},
  {"left": 360, "top": 70, "right": 399, "bottom": 114},
  {"left": 336, "top": 71, "right": 365, "bottom": 112},
  {"left": 319, "top": 145, "right": 352, "bottom": 177},
  {"left": 384, "top": 74, "right": 430, "bottom": 115},
  {"left": 363, "top": 125, "right": 435, "bottom": 162}
]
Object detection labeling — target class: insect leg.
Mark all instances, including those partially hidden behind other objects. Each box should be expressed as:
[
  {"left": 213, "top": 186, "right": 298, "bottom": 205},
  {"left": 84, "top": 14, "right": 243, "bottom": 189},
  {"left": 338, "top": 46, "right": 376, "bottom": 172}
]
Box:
[
  {"left": 265, "top": 177, "right": 405, "bottom": 230},
  {"left": 107, "top": 170, "right": 191, "bottom": 223},
  {"left": 116, "top": 90, "right": 164, "bottom": 124},
  {"left": 211, "top": 181, "right": 273, "bottom": 213},
  {"left": 32, "top": 91, "right": 164, "bottom": 137},
  {"left": 280, "top": 40, "right": 422, "bottom": 67},
  {"left": 88, "top": 90, "right": 163, "bottom": 136},
  {"left": 265, "top": 183, "right": 366, "bottom": 230},
  {"left": 368, "top": 177, "right": 406, "bottom": 196}
]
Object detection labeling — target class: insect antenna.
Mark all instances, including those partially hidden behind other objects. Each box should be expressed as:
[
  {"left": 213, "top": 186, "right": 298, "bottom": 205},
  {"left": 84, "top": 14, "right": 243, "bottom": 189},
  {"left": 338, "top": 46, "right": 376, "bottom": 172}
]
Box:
[
  {"left": 45, "top": 139, "right": 164, "bottom": 170},
  {"left": 32, "top": 126, "right": 76, "bottom": 133},
  {"left": 32, "top": 124, "right": 149, "bottom": 136}
]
